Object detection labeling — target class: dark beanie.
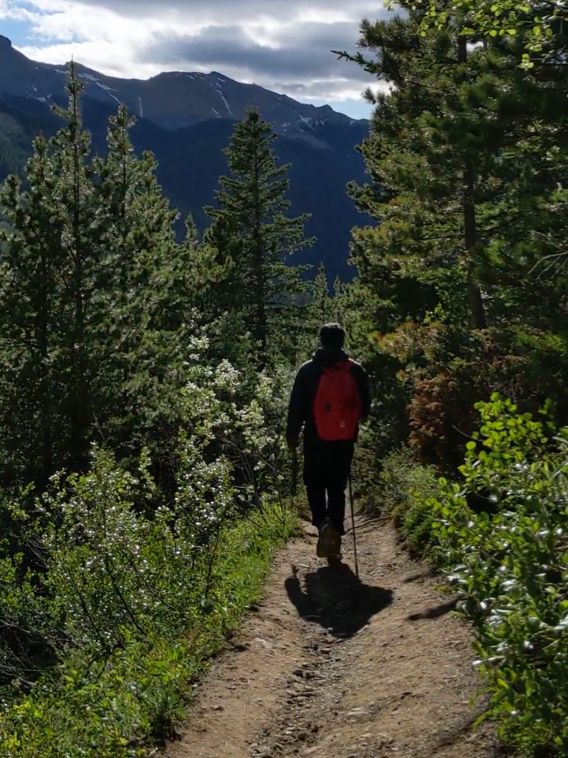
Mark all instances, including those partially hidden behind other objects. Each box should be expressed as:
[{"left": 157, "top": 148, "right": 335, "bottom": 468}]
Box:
[{"left": 319, "top": 323, "right": 345, "bottom": 349}]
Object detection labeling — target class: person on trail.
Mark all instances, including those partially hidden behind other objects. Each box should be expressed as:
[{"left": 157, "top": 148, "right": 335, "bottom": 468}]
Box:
[{"left": 286, "top": 323, "right": 371, "bottom": 562}]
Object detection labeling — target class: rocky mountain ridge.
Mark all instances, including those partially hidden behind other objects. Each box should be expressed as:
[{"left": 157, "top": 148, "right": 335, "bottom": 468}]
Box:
[
  {"left": 0, "top": 34, "right": 361, "bottom": 138},
  {"left": 0, "top": 34, "right": 369, "bottom": 278}
]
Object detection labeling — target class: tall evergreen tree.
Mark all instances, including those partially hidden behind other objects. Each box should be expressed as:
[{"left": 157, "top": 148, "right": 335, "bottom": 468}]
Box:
[
  {"left": 94, "top": 106, "right": 184, "bottom": 456},
  {"left": 0, "top": 136, "right": 62, "bottom": 485},
  {"left": 206, "top": 110, "right": 312, "bottom": 366},
  {"left": 91, "top": 106, "right": 223, "bottom": 479},
  {"left": 0, "top": 77, "right": 221, "bottom": 487},
  {"left": 0, "top": 67, "right": 98, "bottom": 484},
  {"left": 310, "top": 264, "right": 331, "bottom": 327},
  {"left": 339, "top": 4, "right": 568, "bottom": 466}
]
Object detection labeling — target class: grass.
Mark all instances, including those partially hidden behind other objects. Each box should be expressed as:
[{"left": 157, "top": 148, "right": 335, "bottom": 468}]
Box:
[{"left": 0, "top": 503, "right": 298, "bottom": 758}]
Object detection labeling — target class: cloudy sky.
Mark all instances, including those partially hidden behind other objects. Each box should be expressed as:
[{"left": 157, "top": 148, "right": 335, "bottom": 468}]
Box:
[{"left": 0, "top": 0, "right": 391, "bottom": 118}]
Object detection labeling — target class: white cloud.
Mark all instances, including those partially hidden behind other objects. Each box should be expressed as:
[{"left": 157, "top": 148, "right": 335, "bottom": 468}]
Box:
[{"left": 3, "top": 0, "right": 389, "bottom": 111}]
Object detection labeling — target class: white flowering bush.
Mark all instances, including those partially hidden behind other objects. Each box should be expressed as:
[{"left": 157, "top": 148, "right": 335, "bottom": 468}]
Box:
[
  {"left": 177, "top": 342, "right": 291, "bottom": 514},
  {"left": 0, "top": 345, "right": 296, "bottom": 755},
  {"left": 40, "top": 449, "right": 205, "bottom": 655}
]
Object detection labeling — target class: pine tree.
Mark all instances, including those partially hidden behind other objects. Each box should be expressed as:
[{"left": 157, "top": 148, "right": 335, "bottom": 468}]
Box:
[
  {"left": 311, "top": 264, "right": 330, "bottom": 326},
  {"left": 0, "top": 78, "right": 221, "bottom": 487},
  {"left": 340, "top": 3, "right": 568, "bottom": 464},
  {"left": 94, "top": 106, "right": 180, "bottom": 452},
  {"left": 94, "top": 107, "right": 224, "bottom": 476},
  {"left": 206, "top": 110, "right": 312, "bottom": 366},
  {"left": 0, "top": 138, "right": 63, "bottom": 485},
  {"left": 342, "top": 7, "right": 567, "bottom": 329},
  {"left": 50, "top": 66, "right": 99, "bottom": 469},
  {"left": 0, "top": 67, "right": 98, "bottom": 484}
]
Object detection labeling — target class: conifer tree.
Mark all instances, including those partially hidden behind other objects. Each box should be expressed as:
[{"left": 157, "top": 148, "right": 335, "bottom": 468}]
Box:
[
  {"left": 206, "top": 110, "right": 311, "bottom": 366},
  {"left": 0, "top": 67, "right": 98, "bottom": 484},
  {"left": 53, "top": 68, "right": 100, "bottom": 467},
  {"left": 340, "top": 2, "right": 568, "bottom": 464},
  {"left": 311, "top": 264, "right": 330, "bottom": 327},
  {"left": 0, "top": 77, "right": 220, "bottom": 486},
  {"left": 0, "top": 137, "right": 64, "bottom": 484},
  {"left": 94, "top": 106, "right": 182, "bottom": 453},
  {"left": 341, "top": 7, "right": 567, "bottom": 330},
  {"left": 94, "top": 107, "right": 223, "bottom": 474}
]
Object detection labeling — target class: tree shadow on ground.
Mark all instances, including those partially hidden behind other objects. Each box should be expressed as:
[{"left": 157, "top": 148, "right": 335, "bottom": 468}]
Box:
[
  {"left": 403, "top": 569, "right": 437, "bottom": 584},
  {"left": 407, "top": 597, "right": 458, "bottom": 621},
  {"left": 285, "top": 563, "right": 393, "bottom": 639}
]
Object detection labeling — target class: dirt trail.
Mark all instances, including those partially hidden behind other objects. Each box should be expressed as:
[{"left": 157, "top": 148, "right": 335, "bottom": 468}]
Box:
[{"left": 165, "top": 516, "right": 501, "bottom": 758}]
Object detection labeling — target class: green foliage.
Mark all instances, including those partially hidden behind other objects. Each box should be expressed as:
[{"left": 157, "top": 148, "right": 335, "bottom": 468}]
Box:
[
  {"left": 0, "top": 485, "right": 295, "bottom": 757},
  {"left": 0, "top": 111, "right": 30, "bottom": 177},
  {"left": 0, "top": 75, "right": 96, "bottom": 483},
  {"left": 205, "top": 109, "right": 312, "bottom": 367},
  {"left": 341, "top": 3, "right": 567, "bottom": 752},
  {"left": 0, "top": 71, "right": 311, "bottom": 756},
  {"left": 0, "top": 348, "right": 297, "bottom": 753},
  {"left": 176, "top": 342, "right": 292, "bottom": 508},
  {"left": 363, "top": 446, "right": 442, "bottom": 553},
  {"left": 339, "top": 4, "right": 568, "bottom": 472},
  {"left": 0, "top": 73, "right": 200, "bottom": 487},
  {"left": 394, "top": 396, "right": 568, "bottom": 754},
  {"left": 404, "top": 0, "right": 567, "bottom": 65}
]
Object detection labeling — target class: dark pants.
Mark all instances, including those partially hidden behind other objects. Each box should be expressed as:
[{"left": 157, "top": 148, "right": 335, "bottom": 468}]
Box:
[{"left": 303, "top": 439, "right": 354, "bottom": 535}]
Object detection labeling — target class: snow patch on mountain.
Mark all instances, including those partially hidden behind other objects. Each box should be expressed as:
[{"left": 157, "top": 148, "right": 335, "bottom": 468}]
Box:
[
  {"left": 216, "top": 86, "right": 232, "bottom": 116},
  {"left": 299, "top": 115, "right": 315, "bottom": 129},
  {"left": 95, "top": 81, "right": 121, "bottom": 106}
]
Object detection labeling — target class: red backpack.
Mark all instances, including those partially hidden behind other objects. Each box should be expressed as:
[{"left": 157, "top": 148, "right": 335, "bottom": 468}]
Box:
[{"left": 313, "top": 360, "right": 362, "bottom": 441}]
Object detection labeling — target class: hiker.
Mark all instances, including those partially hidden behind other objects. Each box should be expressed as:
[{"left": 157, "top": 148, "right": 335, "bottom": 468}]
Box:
[{"left": 286, "top": 323, "right": 371, "bottom": 561}]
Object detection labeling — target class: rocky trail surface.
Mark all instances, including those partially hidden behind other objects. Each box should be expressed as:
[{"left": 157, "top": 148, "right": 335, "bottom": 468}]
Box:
[{"left": 164, "top": 515, "right": 503, "bottom": 758}]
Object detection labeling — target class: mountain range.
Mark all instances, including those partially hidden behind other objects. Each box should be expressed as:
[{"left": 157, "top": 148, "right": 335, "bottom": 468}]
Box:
[{"left": 0, "top": 34, "right": 370, "bottom": 278}]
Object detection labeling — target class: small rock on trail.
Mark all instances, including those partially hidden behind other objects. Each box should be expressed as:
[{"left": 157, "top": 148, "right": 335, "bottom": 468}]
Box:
[{"left": 163, "top": 517, "right": 500, "bottom": 758}]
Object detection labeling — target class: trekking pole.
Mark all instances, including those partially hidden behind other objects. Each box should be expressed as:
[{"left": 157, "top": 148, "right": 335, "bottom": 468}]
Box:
[
  {"left": 348, "top": 471, "right": 359, "bottom": 579},
  {"left": 290, "top": 448, "right": 298, "bottom": 508}
]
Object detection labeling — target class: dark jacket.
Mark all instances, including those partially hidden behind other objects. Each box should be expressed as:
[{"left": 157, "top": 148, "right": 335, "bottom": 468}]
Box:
[{"left": 286, "top": 347, "right": 371, "bottom": 447}]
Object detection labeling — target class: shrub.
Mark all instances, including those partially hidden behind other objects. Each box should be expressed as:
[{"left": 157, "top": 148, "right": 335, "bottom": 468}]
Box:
[
  {"left": 0, "top": 352, "right": 297, "bottom": 756},
  {"left": 428, "top": 395, "right": 568, "bottom": 755},
  {"left": 0, "top": 449, "right": 296, "bottom": 756},
  {"left": 360, "top": 446, "right": 442, "bottom": 553}
]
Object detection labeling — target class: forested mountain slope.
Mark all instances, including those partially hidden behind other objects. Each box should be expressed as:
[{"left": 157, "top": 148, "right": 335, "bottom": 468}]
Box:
[{"left": 0, "top": 35, "right": 369, "bottom": 278}]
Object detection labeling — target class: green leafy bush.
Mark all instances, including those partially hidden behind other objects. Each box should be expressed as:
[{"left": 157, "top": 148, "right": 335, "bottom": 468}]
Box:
[
  {"left": 0, "top": 352, "right": 297, "bottom": 756},
  {"left": 0, "top": 449, "right": 296, "bottom": 757},
  {"left": 429, "top": 395, "right": 568, "bottom": 755},
  {"left": 363, "top": 446, "right": 441, "bottom": 553}
]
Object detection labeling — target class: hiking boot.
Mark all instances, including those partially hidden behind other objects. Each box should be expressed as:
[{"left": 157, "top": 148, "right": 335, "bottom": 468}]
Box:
[
  {"left": 328, "top": 530, "right": 342, "bottom": 563},
  {"left": 316, "top": 520, "right": 331, "bottom": 557},
  {"left": 327, "top": 553, "right": 342, "bottom": 567},
  {"left": 317, "top": 520, "right": 341, "bottom": 559}
]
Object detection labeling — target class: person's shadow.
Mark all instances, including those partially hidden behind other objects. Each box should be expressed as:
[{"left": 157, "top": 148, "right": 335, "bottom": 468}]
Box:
[{"left": 285, "top": 563, "right": 393, "bottom": 638}]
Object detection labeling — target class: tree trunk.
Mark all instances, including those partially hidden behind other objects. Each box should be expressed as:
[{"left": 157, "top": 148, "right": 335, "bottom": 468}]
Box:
[
  {"left": 70, "top": 72, "right": 89, "bottom": 468},
  {"left": 252, "top": 132, "right": 267, "bottom": 363},
  {"left": 38, "top": 248, "right": 53, "bottom": 486},
  {"left": 458, "top": 36, "right": 487, "bottom": 330}
]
